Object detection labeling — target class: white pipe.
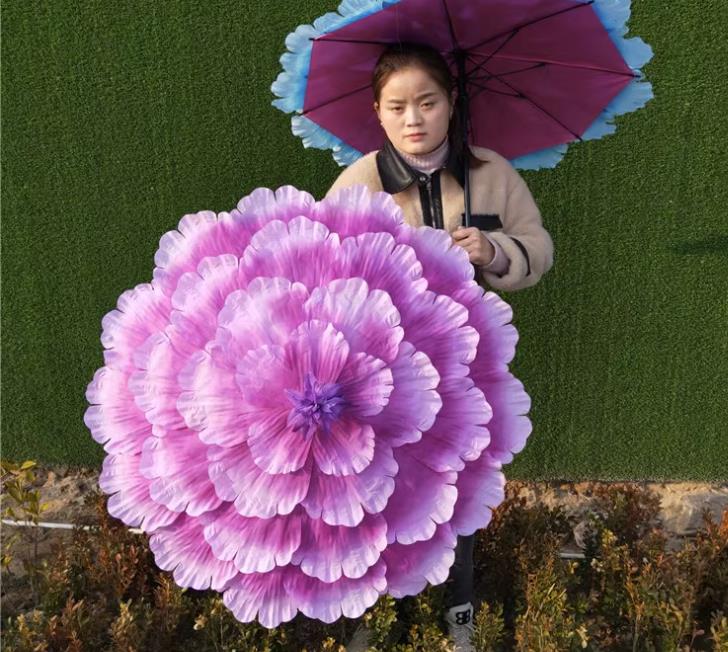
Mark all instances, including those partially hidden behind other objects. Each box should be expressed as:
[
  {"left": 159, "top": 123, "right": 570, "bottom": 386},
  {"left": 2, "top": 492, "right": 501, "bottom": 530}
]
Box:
[
  {"left": 1, "top": 519, "right": 585, "bottom": 558},
  {"left": 2, "top": 518, "right": 142, "bottom": 534}
]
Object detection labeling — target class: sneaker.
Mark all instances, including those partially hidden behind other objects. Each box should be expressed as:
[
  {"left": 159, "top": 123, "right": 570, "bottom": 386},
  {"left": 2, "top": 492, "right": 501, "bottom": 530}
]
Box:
[
  {"left": 444, "top": 602, "right": 475, "bottom": 652},
  {"left": 346, "top": 622, "right": 373, "bottom": 652}
]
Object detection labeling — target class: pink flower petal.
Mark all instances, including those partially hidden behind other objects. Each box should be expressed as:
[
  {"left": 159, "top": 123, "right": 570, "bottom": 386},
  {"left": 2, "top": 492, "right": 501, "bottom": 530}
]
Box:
[
  {"left": 383, "top": 448, "right": 458, "bottom": 545},
  {"left": 478, "top": 372, "right": 532, "bottom": 465},
  {"left": 335, "top": 232, "right": 428, "bottom": 306},
  {"left": 337, "top": 350, "right": 394, "bottom": 420},
  {"left": 203, "top": 504, "right": 304, "bottom": 573},
  {"left": 232, "top": 186, "right": 317, "bottom": 232},
  {"left": 235, "top": 343, "right": 298, "bottom": 410},
  {"left": 286, "top": 319, "right": 351, "bottom": 386},
  {"left": 291, "top": 512, "right": 387, "bottom": 582},
  {"left": 207, "top": 444, "right": 311, "bottom": 518},
  {"left": 302, "top": 443, "right": 397, "bottom": 526},
  {"left": 450, "top": 452, "right": 506, "bottom": 537},
  {"left": 239, "top": 215, "right": 342, "bottom": 289},
  {"left": 139, "top": 433, "right": 221, "bottom": 516},
  {"left": 152, "top": 210, "right": 251, "bottom": 295},
  {"left": 99, "top": 453, "right": 179, "bottom": 531},
  {"left": 315, "top": 185, "right": 403, "bottom": 238},
  {"left": 128, "top": 332, "right": 186, "bottom": 434},
  {"left": 100, "top": 283, "right": 171, "bottom": 372},
  {"left": 311, "top": 417, "right": 375, "bottom": 477},
  {"left": 177, "top": 350, "right": 249, "bottom": 447},
  {"left": 84, "top": 367, "right": 151, "bottom": 454},
  {"left": 247, "top": 408, "right": 313, "bottom": 474},
  {"left": 214, "top": 277, "right": 309, "bottom": 365},
  {"left": 367, "top": 341, "right": 441, "bottom": 447},
  {"left": 149, "top": 513, "right": 237, "bottom": 591},
  {"left": 382, "top": 524, "right": 457, "bottom": 599},
  {"left": 395, "top": 224, "right": 475, "bottom": 295},
  {"left": 287, "top": 558, "right": 387, "bottom": 622},
  {"left": 304, "top": 278, "right": 403, "bottom": 364},
  {"left": 407, "top": 376, "right": 492, "bottom": 473},
  {"left": 168, "top": 254, "right": 242, "bottom": 347},
  {"left": 223, "top": 567, "right": 297, "bottom": 629}
]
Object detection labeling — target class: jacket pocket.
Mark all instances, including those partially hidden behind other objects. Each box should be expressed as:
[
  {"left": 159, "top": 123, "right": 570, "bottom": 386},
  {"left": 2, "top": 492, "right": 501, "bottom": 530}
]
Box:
[{"left": 462, "top": 213, "right": 502, "bottom": 231}]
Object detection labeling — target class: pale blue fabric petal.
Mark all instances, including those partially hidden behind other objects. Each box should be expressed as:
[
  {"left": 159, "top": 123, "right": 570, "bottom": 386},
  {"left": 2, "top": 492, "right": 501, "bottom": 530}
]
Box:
[
  {"left": 509, "top": 144, "right": 570, "bottom": 171},
  {"left": 291, "top": 115, "right": 365, "bottom": 167},
  {"left": 333, "top": 145, "right": 364, "bottom": 167}
]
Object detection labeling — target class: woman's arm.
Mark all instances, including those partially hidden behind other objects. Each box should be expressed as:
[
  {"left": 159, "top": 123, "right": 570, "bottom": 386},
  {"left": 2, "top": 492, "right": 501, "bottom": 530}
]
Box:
[{"left": 479, "top": 171, "right": 554, "bottom": 292}]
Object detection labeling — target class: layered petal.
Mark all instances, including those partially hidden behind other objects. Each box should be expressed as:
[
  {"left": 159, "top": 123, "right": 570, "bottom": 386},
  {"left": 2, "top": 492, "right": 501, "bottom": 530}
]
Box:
[
  {"left": 382, "top": 524, "right": 457, "bottom": 599},
  {"left": 203, "top": 504, "right": 304, "bottom": 573},
  {"left": 149, "top": 514, "right": 238, "bottom": 591},
  {"left": 100, "top": 282, "right": 171, "bottom": 372},
  {"left": 367, "top": 341, "right": 441, "bottom": 447},
  {"left": 450, "top": 452, "right": 507, "bottom": 537},
  {"left": 291, "top": 512, "right": 387, "bottom": 582},
  {"left": 177, "top": 350, "right": 249, "bottom": 447},
  {"left": 84, "top": 367, "right": 151, "bottom": 454},
  {"left": 239, "top": 215, "right": 342, "bottom": 289},
  {"left": 139, "top": 432, "right": 221, "bottom": 516},
  {"left": 152, "top": 210, "right": 252, "bottom": 295},
  {"left": 302, "top": 442, "right": 398, "bottom": 526},
  {"left": 383, "top": 448, "right": 458, "bottom": 545},
  {"left": 314, "top": 185, "right": 403, "bottom": 238},
  {"left": 304, "top": 277, "right": 403, "bottom": 364},
  {"left": 207, "top": 444, "right": 311, "bottom": 518},
  {"left": 99, "top": 453, "right": 179, "bottom": 531}
]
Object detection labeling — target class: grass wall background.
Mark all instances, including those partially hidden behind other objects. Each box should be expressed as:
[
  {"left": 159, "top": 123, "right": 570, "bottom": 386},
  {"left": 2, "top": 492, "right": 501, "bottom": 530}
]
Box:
[{"left": 2, "top": 0, "right": 726, "bottom": 480}]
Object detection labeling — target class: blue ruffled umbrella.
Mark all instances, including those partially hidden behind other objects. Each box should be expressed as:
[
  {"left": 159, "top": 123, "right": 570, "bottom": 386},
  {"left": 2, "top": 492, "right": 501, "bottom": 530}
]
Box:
[{"left": 272, "top": 0, "right": 653, "bottom": 171}]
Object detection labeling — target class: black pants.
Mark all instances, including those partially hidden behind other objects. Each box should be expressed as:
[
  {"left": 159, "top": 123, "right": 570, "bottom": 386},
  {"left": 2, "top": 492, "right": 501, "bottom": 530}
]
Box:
[{"left": 444, "top": 534, "right": 475, "bottom": 608}]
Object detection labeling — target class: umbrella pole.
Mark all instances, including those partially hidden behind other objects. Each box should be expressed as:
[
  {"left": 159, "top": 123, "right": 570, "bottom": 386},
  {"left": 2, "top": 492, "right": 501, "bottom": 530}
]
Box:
[{"left": 455, "top": 50, "right": 471, "bottom": 228}]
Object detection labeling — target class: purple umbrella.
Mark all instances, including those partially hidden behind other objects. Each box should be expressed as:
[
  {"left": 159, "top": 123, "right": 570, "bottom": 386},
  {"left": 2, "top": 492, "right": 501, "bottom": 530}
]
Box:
[{"left": 272, "top": 0, "right": 654, "bottom": 196}]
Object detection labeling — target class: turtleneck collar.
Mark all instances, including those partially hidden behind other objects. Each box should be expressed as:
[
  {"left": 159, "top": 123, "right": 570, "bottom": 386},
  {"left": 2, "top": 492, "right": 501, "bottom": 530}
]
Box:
[{"left": 393, "top": 136, "right": 450, "bottom": 175}]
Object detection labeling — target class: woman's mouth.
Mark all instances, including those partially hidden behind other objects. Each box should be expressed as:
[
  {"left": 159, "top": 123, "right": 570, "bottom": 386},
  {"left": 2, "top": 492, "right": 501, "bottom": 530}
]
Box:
[{"left": 406, "top": 133, "right": 426, "bottom": 140}]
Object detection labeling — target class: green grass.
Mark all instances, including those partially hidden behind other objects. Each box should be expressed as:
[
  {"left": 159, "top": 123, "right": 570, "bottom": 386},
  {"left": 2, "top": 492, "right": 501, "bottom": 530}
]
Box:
[{"left": 2, "top": 1, "right": 726, "bottom": 480}]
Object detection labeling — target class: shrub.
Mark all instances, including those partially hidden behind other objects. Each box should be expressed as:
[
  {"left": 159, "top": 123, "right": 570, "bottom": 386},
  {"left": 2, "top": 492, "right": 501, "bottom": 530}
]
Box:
[{"left": 2, "top": 465, "right": 726, "bottom": 652}]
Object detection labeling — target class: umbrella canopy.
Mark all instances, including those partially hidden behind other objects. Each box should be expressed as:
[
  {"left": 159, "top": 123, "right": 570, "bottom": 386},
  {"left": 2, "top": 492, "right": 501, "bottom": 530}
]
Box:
[{"left": 273, "top": 0, "right": 653, "bottom": 170}]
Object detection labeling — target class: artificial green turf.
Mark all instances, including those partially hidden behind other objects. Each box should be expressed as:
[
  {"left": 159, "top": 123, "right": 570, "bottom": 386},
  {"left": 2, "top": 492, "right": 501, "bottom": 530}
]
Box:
[{"left": 2, "top": 1, "right": 726, "bottom": 480}]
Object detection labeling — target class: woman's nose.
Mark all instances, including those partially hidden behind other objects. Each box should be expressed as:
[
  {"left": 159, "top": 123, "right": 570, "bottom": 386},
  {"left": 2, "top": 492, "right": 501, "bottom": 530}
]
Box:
[{"left": 404, "top": 107, "right": 423, "bottom": 125}]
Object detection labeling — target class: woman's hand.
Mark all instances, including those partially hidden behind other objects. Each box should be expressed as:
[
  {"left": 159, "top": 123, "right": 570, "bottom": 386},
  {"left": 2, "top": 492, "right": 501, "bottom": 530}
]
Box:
[{"left": 451, "top": 227, "right": 495, "bottom": 266}]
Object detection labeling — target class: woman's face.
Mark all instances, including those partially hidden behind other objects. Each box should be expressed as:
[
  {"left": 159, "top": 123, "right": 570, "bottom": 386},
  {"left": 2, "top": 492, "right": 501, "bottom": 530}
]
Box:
[{"left": 374, "top": 66, "right": 454, "bottom": 156}]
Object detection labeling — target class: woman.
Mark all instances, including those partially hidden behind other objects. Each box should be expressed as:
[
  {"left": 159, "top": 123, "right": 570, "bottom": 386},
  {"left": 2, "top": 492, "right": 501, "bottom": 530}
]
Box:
[
  {"left": 326, "top": 43, "right": 554, "bottom": 652},
  {"left": 327, "top": 43, "right": 554, "bottom": 295}
]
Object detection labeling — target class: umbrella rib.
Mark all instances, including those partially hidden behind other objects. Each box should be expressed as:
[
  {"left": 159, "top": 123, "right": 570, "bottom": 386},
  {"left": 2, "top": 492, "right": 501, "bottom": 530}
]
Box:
[
  {"left": 470, "top": 61, "right": 546, "bottom": 82},
  {"left": 472, "top": 66, "right": 583, "bottom": 141},
  {"left": 301, "top": 82, "right": 373, "bottom": 116},
  {"left": 468, "top": 52, "right": 637, "bottom": 78},
  {"left": 441, "top": 0, "right": 460, "bottom": 51},
  {"left": 466, "top": 1, "right": 595, "bottom": 53},
  {"left": 467, "top": 80, "right": 522, "bottom": 98},
  {"left": 467, "top": 28, "right": 520, "bottom": 76}
]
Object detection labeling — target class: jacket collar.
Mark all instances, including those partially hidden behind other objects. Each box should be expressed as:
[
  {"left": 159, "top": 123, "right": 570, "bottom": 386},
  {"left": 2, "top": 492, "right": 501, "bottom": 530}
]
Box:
[{"left": 376, "top": 136, "right": 467, "bottom": 193}]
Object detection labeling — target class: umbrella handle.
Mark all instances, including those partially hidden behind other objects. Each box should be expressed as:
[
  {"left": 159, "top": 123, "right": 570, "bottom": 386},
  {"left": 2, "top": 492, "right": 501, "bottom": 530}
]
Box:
[{"left": 455, "top": 50, "right": 472, "bottom": 229}]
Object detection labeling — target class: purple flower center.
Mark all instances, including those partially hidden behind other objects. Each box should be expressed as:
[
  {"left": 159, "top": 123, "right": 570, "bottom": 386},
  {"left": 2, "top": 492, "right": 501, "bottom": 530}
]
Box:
[{"left": 285, "top": 370, "right": 346, "bottom": 441}]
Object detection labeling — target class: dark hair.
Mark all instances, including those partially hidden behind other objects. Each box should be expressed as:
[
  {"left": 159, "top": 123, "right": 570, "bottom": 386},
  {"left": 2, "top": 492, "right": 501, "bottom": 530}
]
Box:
[{"left": 372, "top": 42, "right": 482, "bottom": 166}]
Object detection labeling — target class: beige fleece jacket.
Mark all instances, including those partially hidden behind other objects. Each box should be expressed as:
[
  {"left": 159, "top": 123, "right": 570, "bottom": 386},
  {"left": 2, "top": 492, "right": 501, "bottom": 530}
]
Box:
[{"left": 325, "top": 145, "right": 554, "bottom": 292}]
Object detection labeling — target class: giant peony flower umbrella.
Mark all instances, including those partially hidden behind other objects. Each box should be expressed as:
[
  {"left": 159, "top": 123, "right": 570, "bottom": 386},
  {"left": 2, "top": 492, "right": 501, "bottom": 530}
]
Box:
[{"left": 85, "top": 185, "right": 531, "bottom": 627}]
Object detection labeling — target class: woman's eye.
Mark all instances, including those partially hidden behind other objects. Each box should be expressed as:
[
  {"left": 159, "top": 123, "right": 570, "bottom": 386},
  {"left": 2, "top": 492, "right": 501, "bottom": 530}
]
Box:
[{"left": 422, "top": 102, "right": 433, "bottom": 108}]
